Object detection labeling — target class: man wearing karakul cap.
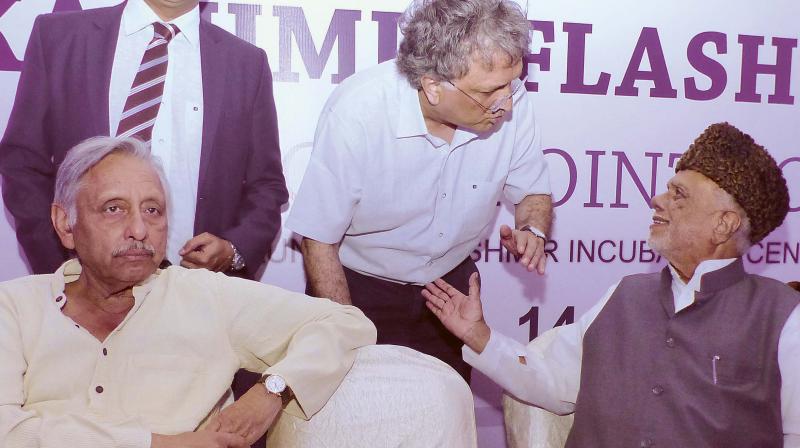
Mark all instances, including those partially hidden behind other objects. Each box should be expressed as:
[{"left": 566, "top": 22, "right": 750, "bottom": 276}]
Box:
[{"left": 422, "top": 123, "right": 800, "bottom": 447}]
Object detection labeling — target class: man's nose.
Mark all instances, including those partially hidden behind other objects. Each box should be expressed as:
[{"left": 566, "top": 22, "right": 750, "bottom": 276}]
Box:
[
  {"left": 125, "top": 209, "right": 148, "bottom": 240},
  {"left": 650, "top": 192, "right": 666, "bottom": 211}
]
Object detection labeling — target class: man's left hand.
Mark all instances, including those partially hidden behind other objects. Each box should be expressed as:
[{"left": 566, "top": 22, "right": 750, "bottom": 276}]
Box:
[
  {"left": 180, "top": 232, "right": 235, "bottom": 272},
  {"left": 499, "top": 224, "right": 547, "bottom": 274},
  {"left": 205, "top": 383, "right": 282, "bottom": 445}
]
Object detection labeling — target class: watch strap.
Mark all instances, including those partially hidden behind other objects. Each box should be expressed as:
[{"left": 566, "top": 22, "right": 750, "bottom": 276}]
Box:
[{"left": 518, "top": 224, "right": 547, "bottom": 240}]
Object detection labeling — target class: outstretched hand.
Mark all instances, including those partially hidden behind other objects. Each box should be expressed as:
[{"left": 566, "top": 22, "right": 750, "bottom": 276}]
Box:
[{"left": 421, "top": 273, "right": 491, "bottom": 353}]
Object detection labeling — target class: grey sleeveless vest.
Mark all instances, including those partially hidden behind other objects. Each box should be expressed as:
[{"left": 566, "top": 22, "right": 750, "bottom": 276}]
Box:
[{"left": 566, "top": 259, "right": 799, "bottom": 448}]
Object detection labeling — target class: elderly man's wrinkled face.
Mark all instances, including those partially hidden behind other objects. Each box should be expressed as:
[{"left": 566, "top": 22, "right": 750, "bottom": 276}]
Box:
[
  {"left": 648, "top": 170, "right": 728, "bottom": 263},
  {"left": 66, "top": 153, "right": 167, "bottom": 285},
  {"left": 442, "top": 52, "right": 523, "bottom": 133}
]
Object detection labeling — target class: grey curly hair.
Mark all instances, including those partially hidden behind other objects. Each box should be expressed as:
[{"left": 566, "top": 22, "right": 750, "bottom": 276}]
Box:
[{"left": 396, "top": 0, "right": 531, "bottom": 89}]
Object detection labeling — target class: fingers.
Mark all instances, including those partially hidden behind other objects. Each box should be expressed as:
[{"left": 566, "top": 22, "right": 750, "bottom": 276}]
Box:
[
  {"left": 216, "top": 432, "right": 248, "bottom": 448},
  {"left": 421, "top": 289, "right": 447, "bottom": 310},
  {"left": 423, "top": 281, "right": 450, "bottom": 300},
  {"left": 180, "top": 232, "right": 213, "bottom": 256},
  {"left": 536, "top": 250, "right": 548, "bottom": 275},
  {"left": 519, "top": 237, "right": 541, "bottom": 271},
  {"left": 179, "top": 233, "right": 231, "bottom": 271},
  {"left": 425, "top": 300, "right": 446, "bottom": 320},
  {"left": 498, "top": 224, "right": 513, "bottom": 240},
  {"left": 205, "top": 417, "right": 222, "bottom": 432},
  {"left": 432, "top": 278, "right": 462, "bottom": 298},
  {"left": 467, "top": 272, "right": 481, "bottom": 299}
]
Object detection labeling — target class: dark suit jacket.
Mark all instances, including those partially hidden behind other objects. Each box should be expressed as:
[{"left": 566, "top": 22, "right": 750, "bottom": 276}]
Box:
[{"left": 0, "top": 3, "right": 288, "bottom": 278}]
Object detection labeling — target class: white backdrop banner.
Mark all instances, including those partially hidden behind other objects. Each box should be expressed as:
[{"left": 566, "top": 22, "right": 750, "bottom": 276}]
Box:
[{"left": 1, "top": 1, "right": 798, "bottom": 446}]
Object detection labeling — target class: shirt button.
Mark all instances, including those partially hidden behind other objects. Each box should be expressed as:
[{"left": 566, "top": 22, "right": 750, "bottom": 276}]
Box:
[
  {"left": 193, "top": 106, "right": 199, "bottom": 111},
  {"left": 640, "top": 438, "right": 654, "bottom": 447},
  {"left": 441, "top": 193, "right": 447, "bottom": 199},
  {"left": 102, "top": 348, "right": 108, "bottom": 356},
  {"left": 158, "top": 138, "right": 165, "bottom": 143},
  {"left": 651, "top": 385, "right": 664, "bottom": 396},
  {"left": 55, "top": 295, "right": 63, "bottom": 303},
  {"left": 665, "top": 337, "right": 675, "bottom": 348},
  {"left": 95, "top": 386, "right": 104, "bottom": 394},
  {"left": 438, "top": 232, "right": 444, "bottom": 238}
]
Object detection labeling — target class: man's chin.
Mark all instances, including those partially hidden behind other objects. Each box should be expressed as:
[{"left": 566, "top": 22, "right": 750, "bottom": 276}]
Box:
[
  {"left": 467, "top": 119, "right": 501, "bottom": 134},
  {"left": 646, "top": 236, "right": 664, "bottom": 256},
  {"left": 114, "top": 259, "right": 159, "bottom": 282}
]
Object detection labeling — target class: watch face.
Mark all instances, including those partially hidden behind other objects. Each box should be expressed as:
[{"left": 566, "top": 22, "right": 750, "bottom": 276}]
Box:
[{"left": 265, "top": 375, "right": 286, "bottom": 394}]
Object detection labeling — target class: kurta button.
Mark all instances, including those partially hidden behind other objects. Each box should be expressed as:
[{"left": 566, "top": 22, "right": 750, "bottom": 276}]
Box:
[
  {"left": 55, "top": 296, "right": 63, "bottom": 303},
  {"left": 438, "top": 232, "right": 444, "bottom": 237},
  {"left": 441, "top": 193, "right": 447, "bottom": 199},
  {"left": 665, "top": 337, "right": 675, "bottom": 347},
  {"left": 102, "top": 348, "right": 108, "bottom": 356},
  {"left": 95, "top": 386, "right": 104, "bottom": 393},
  {"left": 651, "top": 385, "right": 664, "bottom": 396}
]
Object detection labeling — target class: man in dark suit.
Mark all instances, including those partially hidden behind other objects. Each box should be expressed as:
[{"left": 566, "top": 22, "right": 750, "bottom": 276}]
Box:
[{"left": 0, "top": 0, "right": 287, "bottom": 280}]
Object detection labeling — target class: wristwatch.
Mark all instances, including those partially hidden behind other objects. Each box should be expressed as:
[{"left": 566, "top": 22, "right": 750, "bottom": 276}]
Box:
[
  {"left": 262, "top": 374, "right": 293, "bottom": 405},
  {"left": 519, "top": 224, "right": 547, "bottom": 241},
  {"left": 263, "top": 374, "right": 287, "bottom": 396},
  {"left": 228, "top": 242, "right": 246, "bottom": 272}
]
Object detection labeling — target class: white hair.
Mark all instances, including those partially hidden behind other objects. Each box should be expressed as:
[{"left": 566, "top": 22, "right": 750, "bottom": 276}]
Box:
[
  {"left": 53, "top": 136, "right": 169, "bottom": 226},
  {"left": 713, "top": 187, "right": 752, "bottom": 255}
]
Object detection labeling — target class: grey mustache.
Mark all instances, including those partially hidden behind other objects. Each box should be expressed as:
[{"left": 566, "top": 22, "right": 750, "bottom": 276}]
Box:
[{"left": 112, "top": 241, "right": 155, "bottom": 257}]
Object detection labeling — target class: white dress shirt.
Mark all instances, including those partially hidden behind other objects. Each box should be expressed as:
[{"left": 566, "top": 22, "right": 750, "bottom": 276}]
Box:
[
  {"left": 287, "top": 60, "right": 551, "bottom": 284},
  {"left": 0, "top": 260, "right": 376, "bottom": 447},
  {"left": 465, "top": 259, "right": 800, "bottom": 446},
  {"left": 109, "top": 0, "right": 203, "bottom": 264}
]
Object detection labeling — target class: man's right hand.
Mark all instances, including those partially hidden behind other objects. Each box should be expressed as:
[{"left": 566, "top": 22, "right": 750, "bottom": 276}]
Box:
[
  {"left": 151, "top": 431, "right": 248, "bottom": 448},
  {"left": 421, "top": 272, "right": 491, "bottom": 353}
]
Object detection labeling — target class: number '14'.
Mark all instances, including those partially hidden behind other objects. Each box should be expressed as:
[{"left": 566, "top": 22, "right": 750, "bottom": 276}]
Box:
[{"left": 519, "top": 306, "right": 575, "bottom": 341}]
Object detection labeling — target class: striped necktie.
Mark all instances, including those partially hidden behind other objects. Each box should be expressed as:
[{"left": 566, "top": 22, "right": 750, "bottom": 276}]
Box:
[{"left": 116, "top": 22, "right": 180, "bottom": 142}]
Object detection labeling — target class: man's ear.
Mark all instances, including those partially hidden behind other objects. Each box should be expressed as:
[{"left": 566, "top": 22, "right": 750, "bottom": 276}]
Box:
[
  {"left": 712, "top": 210, "right": 742, "bottom": 245},
  {"left": 51, "top": 204, "right": 76, "bottom": 250},
  {"left": 419, "top": 75, "right": 444, "bottom": 106}
]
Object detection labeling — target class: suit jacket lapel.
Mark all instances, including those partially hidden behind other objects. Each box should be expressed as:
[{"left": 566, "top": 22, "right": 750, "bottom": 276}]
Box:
[
  {"left": 87, "top": 2, "right": 125, "bottom": 136},
  {"left": 197, "top": 20, "right": 226, "bottom": 199}
]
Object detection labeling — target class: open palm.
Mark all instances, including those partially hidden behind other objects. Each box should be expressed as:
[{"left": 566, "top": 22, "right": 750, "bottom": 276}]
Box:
[{"left": 421, "top": 273, "right": 484, "bottom": 342}]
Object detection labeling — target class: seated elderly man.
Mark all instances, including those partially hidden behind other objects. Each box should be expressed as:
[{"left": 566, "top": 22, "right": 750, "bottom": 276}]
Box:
[
  {"left": 423, "top": 123, "right": 800, "bottom": 447},
  {"left": 0, "top": 136, "right": 376, "bottom": 447}
]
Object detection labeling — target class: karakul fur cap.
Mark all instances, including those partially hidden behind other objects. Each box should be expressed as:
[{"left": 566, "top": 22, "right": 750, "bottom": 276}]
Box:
[{"left": 676, "top": 122, "right": 789, "bottom": 244}]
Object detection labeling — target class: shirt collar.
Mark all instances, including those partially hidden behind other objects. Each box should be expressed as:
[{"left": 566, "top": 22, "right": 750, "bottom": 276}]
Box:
[
  {"left": 394, "top": 83, "right": 482, "bottom": 149},
  {"left": 669, "top": 258, "right": 737, "bottom": 312},
  {"left": 122, "top": 0, "right": 200, "bottom": 47},
  {"left": 50, "top": 258, "right": 162, "bottom": 307},
  {"left": 395, "top": 81, "right": 430, "bottom": 140}
]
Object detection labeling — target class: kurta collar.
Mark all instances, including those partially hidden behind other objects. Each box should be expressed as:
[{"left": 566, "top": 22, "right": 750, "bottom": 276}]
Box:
[{"left": 50, "top": 258, "right": 161, "bottom": 305}]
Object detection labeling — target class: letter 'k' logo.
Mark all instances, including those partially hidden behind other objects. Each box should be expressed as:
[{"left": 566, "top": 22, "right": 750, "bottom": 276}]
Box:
[{"left": 0, "top": 0, "right": 83, "bottom": 71}]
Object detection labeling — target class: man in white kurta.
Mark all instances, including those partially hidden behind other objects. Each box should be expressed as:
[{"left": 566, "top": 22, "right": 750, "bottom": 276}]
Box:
[{"left": 0, "top": 136, "right": 376, "bottom": 448}]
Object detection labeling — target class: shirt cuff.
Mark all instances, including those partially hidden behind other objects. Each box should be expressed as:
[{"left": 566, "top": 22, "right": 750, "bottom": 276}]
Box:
[{"left": 462, "top": 330, "right": 525, "bottom": 373}]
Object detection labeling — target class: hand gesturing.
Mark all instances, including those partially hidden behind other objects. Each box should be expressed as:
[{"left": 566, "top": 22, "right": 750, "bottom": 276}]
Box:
[{"left": 422, "top": 273, "right": 491, "bottom": 352}]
